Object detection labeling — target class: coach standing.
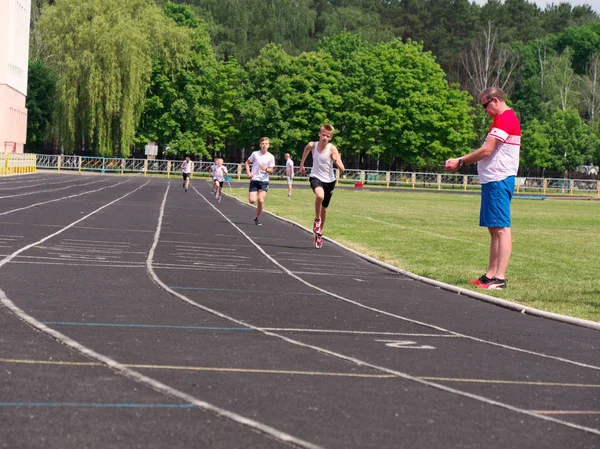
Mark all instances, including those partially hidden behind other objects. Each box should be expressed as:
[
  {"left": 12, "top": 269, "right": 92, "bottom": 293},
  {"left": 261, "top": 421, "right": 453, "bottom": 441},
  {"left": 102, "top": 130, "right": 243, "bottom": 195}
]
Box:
[{"left": 445, "top": 87, "right": 521, "bottom": 290}]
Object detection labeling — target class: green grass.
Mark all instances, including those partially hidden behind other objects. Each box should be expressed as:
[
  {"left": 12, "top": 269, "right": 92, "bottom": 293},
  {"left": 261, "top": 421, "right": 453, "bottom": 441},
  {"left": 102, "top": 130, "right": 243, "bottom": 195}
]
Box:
[{"left": 226, "top": 186, "right": 600, "bottom": 323}]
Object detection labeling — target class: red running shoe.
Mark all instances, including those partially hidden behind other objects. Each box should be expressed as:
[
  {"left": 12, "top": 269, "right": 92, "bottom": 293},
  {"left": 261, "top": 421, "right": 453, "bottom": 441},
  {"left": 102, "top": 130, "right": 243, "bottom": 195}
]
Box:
[
  {"left": 476, "top": 278, "right": 507, "bottom": 290},
  {"left": 314, "top": 233, "right": 323, "bottom": 249},
  {"left": 468, "top": 274, "right": 492, "bottom": 285},
  {"left": 313, "top": 218, "right": 322, "bottom": 235}
]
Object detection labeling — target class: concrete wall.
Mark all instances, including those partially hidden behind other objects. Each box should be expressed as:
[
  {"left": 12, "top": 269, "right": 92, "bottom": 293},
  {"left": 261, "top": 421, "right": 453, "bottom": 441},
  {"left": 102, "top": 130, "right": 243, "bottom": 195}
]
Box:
[{"left": 0, "top": 0, "right": 31, "bottom": 153}]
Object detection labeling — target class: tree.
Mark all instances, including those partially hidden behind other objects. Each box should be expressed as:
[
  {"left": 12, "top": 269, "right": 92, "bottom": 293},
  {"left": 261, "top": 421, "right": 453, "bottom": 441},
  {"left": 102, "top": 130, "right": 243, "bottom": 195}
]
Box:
[
  {"left": 461, "top": 21, "right": 519, "bottom": 99},
  {"left": 37, "top": 0, "right": 191, "bottom": 156},
  {"left": 25, "top": 60, "right": 56, "bottom": 153},
  {"left": 544, "top": 48, "right": 581, "bottom": 113},
  {"left": 136, "top": 1, "right": 220, "bottom": 159},
  {"left": 580, "top": 53, "right": 600, "bottom": 123}
]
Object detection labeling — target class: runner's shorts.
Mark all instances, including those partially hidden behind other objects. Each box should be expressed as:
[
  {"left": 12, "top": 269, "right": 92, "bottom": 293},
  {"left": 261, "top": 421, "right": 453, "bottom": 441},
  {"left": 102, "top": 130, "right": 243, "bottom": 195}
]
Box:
[
  {"left": 249, "top": 180, "right": 269, "bottom": 192},
  {"left": 480, "top": 176, "right": 515, "bottom": 228},
  {"left": 310, "top": 177, "right": 336, "bottom": 208}
]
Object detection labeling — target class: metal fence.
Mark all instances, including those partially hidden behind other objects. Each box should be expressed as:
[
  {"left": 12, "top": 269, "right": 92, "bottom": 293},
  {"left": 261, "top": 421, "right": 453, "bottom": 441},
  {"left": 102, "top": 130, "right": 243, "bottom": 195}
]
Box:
[
  {"left": 31, "top": 154, "right": 600, "bottom": 196},
  {"left": 0, "top": 153, "right": 37, "bottom": 175}
]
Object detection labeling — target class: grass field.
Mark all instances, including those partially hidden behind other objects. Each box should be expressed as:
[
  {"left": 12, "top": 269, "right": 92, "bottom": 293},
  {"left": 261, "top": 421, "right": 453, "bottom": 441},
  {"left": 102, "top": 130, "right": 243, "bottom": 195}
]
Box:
[{"left": 225, "top": 185, "right": 600, "bottom": 323}]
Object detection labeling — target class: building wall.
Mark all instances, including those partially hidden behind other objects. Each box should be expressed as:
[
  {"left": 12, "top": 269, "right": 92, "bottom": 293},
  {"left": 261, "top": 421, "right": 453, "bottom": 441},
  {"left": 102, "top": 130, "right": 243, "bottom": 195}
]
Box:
[{"left": 0, "top": 0, "right": 31, "bottom": 153}]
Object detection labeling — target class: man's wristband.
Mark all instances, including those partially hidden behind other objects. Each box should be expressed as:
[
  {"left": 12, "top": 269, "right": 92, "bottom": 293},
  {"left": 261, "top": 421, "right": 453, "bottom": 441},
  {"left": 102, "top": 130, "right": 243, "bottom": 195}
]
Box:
[{"left": 458, "top": 158, "right": 464, "bottom": 168}]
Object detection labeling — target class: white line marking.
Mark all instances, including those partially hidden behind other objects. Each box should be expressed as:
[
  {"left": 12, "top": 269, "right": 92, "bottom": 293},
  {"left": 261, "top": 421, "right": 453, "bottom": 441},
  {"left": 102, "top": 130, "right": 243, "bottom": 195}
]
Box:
[
  {"left": 0, "top": 179, "right": 131, "bottom": 217},
  {"left": 0, "top": 179, "right": 105, "bottom": 199},
  {"left": 0, "top": 181, "right": 149, "bottom": 270},
  {"left": 174, "top": 187, "right": 600, "bottom": 435},
  {"left": 261, "top": 328, "right": 458, "bottom": 337}
]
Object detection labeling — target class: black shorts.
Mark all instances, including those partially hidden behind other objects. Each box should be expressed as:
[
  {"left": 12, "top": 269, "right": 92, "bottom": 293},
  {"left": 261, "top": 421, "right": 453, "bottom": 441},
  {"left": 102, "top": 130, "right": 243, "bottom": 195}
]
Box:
[
  {"left": 182, "top": 173, "right": 190, "bottom": 180},
  {"left": 249, "top": 180, "right": 269, "bottom": 192},
  {"left": 215, "top": 180, "right": 224, "bottom": 187},
  {"left": 310, "top": 177, "right": 336, "bottom": 208}
]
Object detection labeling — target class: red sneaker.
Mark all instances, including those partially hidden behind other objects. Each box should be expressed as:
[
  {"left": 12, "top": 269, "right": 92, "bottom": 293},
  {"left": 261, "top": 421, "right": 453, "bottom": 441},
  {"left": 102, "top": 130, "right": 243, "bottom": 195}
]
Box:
[
  {"left": 314, "top": 233, "right": 323, "bottom": 249},
  {"left": 313, "top": 218, "right": 322, "bottom": 235},
  {"left": 468, "top": 275, "right": 492, "bottom": 285},
  {"left": 476, "top": 278, "right": 507, "bottom": 290}
]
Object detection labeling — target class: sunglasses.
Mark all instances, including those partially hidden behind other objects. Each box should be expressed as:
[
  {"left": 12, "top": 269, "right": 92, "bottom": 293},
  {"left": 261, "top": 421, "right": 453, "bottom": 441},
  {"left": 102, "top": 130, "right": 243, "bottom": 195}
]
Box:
[{"left": 481, "top": 97, "right": 495, "bottom": 110}]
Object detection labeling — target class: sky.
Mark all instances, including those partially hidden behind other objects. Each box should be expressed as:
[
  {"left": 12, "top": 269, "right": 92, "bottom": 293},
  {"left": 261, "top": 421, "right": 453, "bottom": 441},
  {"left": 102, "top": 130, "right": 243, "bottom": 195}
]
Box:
[{"left": 471, "top": 0, "right": 600, "bottom": 13}]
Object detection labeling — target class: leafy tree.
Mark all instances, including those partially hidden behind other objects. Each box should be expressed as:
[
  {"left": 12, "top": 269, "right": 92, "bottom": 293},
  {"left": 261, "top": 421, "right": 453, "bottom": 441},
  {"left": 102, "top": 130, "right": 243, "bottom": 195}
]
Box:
[
  {"left": 37, "top": 0, "right": 191, "bottom": 156},
  {"left": 520, "top": 118, "right": 553, "bottom": 175},
  {"left": 136, "top": 1, "right": 218, "bottom": 159},
  {"left": 544, "top": 47, "right": 581, "bottom": 112},
  {"left": 544, "top": 109, "right": 597, "bottom": 171},
  {"left": 25, "top": 60, "right": 57, "bottom": 153}
]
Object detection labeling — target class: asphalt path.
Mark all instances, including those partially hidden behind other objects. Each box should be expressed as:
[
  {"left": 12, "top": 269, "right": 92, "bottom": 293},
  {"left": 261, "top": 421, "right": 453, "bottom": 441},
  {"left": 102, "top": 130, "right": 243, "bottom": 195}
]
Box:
[{"left": 0, "top": 173, "right": 598, "bottom": 449}]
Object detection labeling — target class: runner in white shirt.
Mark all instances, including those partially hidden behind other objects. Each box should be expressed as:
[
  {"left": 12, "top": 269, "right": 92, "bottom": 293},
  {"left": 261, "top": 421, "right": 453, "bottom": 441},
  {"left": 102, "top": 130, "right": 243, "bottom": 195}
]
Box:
[
  {"left": 213, "top": 158, "right": 228, "bottom": 204},
  {"left": 245, "top": 137, "right": 276, "bottom": 225},
  {"left": 209, "top": 158, "right": 218, "bottom": 195},
  {"left": 285, "top": 153, "right": 294, "bottom": 198},
  {"left": 180, "top": 157, "right": 193, "bottom": 192},
  {"left": 299, "top": 124, "right": 345, "bottom": 249}
]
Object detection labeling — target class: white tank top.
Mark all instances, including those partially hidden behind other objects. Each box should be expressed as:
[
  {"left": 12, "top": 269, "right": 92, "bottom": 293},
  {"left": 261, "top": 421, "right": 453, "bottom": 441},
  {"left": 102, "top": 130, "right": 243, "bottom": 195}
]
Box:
[{"left": 310, "top": 142, "right": 335, "bottom": 183}]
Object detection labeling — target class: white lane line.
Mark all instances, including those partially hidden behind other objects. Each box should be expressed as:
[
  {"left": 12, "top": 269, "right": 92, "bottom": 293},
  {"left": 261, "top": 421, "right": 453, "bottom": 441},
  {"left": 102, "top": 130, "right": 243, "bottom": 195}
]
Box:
[
  {"left": 0, "top": 179, "right": 131, "bottom": 217},
  {"left": 0, "top": 180, "right": 324, "bottom": 449},
  {"left": 0, "top": 181, "right": 149, "bottom": 269},
  {"left": 223, "top": 195, "right": 600, "bottom": 370},
  {"left": 0, "top": 178, "right": 106, "bottom": 199},
  {"left": 260, "top": 328, "right": 458, "bottom": 337},
  {"left": 176, "top": 187, "right": 600, "bottom": 436},
  {"left": 141, "top": 182, "right": 325, "bottom": 449}
]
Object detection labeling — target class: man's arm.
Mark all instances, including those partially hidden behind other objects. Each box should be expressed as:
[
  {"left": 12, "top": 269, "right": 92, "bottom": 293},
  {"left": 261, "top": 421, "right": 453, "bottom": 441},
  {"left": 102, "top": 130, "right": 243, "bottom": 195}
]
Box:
[
  {"left": 330, "top": 145, "right": 345, "bottom": 173},
  {"left": 445, "top": 136, "right": 499, "bottom": 171},
  {"left": 245, "top": 158, "right": 253, "bottom": 178},
  {"left": 299, "top": 143, "right": 313, "bottom": 174}
]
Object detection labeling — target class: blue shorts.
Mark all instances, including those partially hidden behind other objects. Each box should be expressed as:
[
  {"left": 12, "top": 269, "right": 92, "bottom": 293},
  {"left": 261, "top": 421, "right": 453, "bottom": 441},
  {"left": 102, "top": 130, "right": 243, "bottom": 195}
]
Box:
[
  {"left": 249, "top": 180, "right": 269, "bottom": 192},
  {"left": 480, "top": 176, "right": 515, "bottom": 228}
]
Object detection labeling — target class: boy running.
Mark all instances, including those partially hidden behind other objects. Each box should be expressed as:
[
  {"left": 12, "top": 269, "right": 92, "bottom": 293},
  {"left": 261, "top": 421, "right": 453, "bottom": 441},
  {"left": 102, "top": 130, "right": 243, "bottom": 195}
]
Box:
[
  {"left": 285, "top": 153, "right": 294, "bottom": 198},
  {"left": 181, "top": 156, "right": 193, "bottom": 192},
  {"left": 245, "top": 137, "right": 275, "bottom": 225},
  {"left": 299, "top": 124, "right": 345, "bottom": 249},
  {"left": 213, "top": 158, "right": 228, "bottom": 204}
]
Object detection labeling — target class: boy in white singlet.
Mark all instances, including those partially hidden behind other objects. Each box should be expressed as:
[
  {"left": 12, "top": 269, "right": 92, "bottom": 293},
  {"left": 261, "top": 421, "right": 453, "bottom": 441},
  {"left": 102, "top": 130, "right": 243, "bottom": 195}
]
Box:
[
  {"left": 299, "top": 124, "right": 345, "bottom": 249},
  {"left": 180, "top": 156, "right": 193, "bottom": 192}
]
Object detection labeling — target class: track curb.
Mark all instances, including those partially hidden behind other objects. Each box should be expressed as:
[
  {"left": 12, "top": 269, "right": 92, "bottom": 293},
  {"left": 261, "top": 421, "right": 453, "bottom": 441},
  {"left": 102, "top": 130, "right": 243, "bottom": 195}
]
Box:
[{"left": 225, "top": 190, "right": 600, "bottom": 332}]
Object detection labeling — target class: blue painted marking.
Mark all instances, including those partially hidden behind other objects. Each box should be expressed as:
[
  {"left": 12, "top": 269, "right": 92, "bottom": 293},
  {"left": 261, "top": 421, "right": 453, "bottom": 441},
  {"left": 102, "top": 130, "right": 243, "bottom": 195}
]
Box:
[
  {"left": 42, "top": 322, "right": 253, "bottom": 331},
  {"left": 169, "top": 286, "right": 325, "bottom": 296},
  {"left": 0, "top": 402, "right": 195, "bottom": 408}
]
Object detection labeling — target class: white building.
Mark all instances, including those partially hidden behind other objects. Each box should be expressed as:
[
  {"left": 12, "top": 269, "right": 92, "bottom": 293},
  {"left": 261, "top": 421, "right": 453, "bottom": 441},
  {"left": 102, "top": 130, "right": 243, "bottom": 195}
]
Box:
[{"left": 0, "top": 0, "right": 31, "bottom": 153}]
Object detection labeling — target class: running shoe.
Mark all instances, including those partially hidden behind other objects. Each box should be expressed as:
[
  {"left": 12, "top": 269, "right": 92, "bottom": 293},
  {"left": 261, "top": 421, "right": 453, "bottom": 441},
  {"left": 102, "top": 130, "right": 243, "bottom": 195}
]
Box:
[
  {"left": 314, "top": 233, "right": 323, "bottom": 249},
  {"left": 476, "top": 278, "right": 507, "bottom": 290},
  {"left": 313, "top": 218, "right": 322, "bottom": 235},
  {"left": 217, "top": 196, "right": 221, "bottom": 203},
  {"left": 468, "top": 274, "right": 492, "bottom": 286},
  {"left": 254, "top": 217, "right": 262, "bottom": 226},
  {"left": 185, "top": 188, "right": 188, "bottom": 192}
]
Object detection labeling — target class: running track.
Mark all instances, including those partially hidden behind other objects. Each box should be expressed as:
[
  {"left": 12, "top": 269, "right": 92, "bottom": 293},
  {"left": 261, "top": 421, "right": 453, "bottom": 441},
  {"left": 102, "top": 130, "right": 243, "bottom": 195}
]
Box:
[{"left": 0, "top": 173, "right": 598, "bottom": 449}]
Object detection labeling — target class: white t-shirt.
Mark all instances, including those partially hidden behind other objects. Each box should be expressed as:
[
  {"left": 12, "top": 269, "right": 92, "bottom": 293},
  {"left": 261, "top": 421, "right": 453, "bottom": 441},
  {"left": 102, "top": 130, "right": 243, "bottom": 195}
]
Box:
[
  {"left": 181, "top": 160, "right": 193, "bottom": 174},
  {"left": 248, "top": 151, "right": 275, "bottom": 182},
  {"left": 213, "top": 165, "right": 228, "bottom": 182},
  {"left": 286, "top": 158, "right": 294, "bottom": 176},
  {"left": 477, "top": 109, "right": 521, "bottom": 184},
  {"left": 310, "top": 142, "right": 335, "bottom": 183},
  {"left": 210, "top": 164, "right": 218, "bottom": 179}
]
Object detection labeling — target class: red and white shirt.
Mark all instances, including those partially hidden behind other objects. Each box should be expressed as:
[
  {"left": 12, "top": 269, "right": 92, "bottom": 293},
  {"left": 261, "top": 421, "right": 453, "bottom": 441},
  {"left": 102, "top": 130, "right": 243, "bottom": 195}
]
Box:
[{"left": 477, "top": 109, "right": 521, "bottom": 184}]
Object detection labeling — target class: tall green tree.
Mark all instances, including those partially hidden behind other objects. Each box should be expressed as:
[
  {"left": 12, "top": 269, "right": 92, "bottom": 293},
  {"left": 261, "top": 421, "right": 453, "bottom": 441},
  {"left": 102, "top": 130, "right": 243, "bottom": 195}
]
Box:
[
  {"left": 25, "top": 60, "right": 56, "bottom": 153},
  {"left": 136, "top": 1, "right": 219, "bottom": 159},
  {"left": 37, "top": 0, "right": 190, "bottom": 156}
]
